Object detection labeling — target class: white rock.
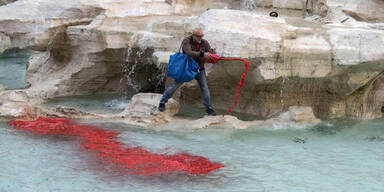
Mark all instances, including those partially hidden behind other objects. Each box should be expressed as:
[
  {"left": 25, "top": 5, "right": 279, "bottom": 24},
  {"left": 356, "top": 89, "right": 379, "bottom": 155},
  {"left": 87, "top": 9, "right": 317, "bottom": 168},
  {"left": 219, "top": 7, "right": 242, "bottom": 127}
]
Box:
[
  {"left": 185, "top": 9, "right": 287, "bottom": 58},
  {"left": 0, "top": 0, "right": 17, "bottom": 6},
  {"left": 0, "top": 84, "right": 6, "bottom": 92},
  {"left": 327, "top": 27, "right": 384, "bottom": 65},
  {"left": 1, "top": 2, "right": 383, "bottom": 121},
  {"left": 261, "top": 106, "right": 321, "bottom": 129},
  {"left": 185, "top": 115, "right": 260, "bottom": 129},
  {"left": 326, "top": 0, "right": 384, "bottom": 23},
  {"left": 115, "top": 93, "right": 179, "bottom": 126},
  {"left": 161, "top": 106, "right": 320, "bottom": 130},
  {"left": 273, "top": 0, "right": 303, "bottom": 10},
  {"left": 266, "top": 106, "right": 320, "bottom": 124},
  {"left": 0, "top": 33, "right": 11, "bottom": 54},
  {"left": 0, "top": 0, "right": 100, "bottom": 51},
  {"left": 257, "top": 32, "right": 332, "bottom": 80},
  {"left": 281, "top": 34, "right": 332, "bottom": 77},
  {"left": 0, "top": 102, "right": 26, "bottom": 117},
  {"left": 152, "top": 51, "right": 173, "bottom": 68},
  {"left": 286, "top": 106, "right": 321, "bottom": 124},
  {"left": 0, "top": 90, "right": 29, "bottom": 103}
]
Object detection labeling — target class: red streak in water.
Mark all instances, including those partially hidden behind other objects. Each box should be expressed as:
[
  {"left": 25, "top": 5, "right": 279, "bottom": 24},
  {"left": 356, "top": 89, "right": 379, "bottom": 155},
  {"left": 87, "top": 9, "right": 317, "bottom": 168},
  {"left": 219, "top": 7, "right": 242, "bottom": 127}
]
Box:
[{"left": 9, "top": 117, "right": 224, "bottom": 175}]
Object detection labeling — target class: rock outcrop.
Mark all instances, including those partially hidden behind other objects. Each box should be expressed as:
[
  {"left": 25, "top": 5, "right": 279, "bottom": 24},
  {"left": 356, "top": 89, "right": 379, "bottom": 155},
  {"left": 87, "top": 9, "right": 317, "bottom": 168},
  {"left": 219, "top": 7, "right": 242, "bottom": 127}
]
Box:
[
  {"left": 342, "top": 71, "right": 384, "bottom": 119},
  {"left": 326, "top": 0, "right": 384, "bottom": 23},
  {"left": 0, "top": 89, "right": 32, "bottom": 117},
  {"left": 114, "top": 93, "right": 179, "bottom": 126},
  {"left": 0, "top": 0, "right": 103, "bottom": 54},
  {"left": 0, "top": 0, "right": 383, "bottom": 121},
  {"left": 178, "top": 9, "right": 384, "bottom": 119},
  {"left": 0, "top": 92, "right": 321, "bottom": 129},
  {"left": 0, "top": 33, "right": 11, "bottom": 53},
  {"left": 243, "top": 0, "right": 384, "bottom": 24},
  {"left": 0, "top": 84, "right": 6, "bottom": 91},
  {"left": 0, "top": 0, "right": 16, "bottom": 6}
]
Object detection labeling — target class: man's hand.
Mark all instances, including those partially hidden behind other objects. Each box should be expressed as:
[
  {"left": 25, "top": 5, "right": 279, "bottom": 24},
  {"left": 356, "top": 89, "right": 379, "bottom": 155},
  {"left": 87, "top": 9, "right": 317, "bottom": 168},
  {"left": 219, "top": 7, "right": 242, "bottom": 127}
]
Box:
[{"left": 204, "top": 52, "right": 211, "bottom": 62}]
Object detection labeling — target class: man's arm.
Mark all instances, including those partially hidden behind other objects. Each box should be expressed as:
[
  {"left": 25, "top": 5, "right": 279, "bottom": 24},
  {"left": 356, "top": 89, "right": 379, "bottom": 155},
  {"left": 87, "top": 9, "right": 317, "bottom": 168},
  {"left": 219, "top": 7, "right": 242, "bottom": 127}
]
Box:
[{"left": 204, "top": 40, "right": 216, "bottom": 54}]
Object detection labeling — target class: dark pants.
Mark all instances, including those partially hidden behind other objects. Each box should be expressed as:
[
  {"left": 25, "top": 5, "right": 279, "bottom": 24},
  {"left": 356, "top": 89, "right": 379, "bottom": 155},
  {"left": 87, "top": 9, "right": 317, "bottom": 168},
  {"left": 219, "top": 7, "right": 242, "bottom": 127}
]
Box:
[{"left": 160, "top": 70, "right": 212, "bottom": 110}]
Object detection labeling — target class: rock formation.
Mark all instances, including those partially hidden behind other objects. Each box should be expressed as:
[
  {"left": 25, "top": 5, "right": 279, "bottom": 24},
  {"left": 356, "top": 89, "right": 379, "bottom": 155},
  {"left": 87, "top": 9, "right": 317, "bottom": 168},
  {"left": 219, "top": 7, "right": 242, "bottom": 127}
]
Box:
[
  {"left": 0, "top": 92, "right": 321, "bottom": 129},
  {"left": 0, "top": 0, "right": 383, "bottom": 122}
]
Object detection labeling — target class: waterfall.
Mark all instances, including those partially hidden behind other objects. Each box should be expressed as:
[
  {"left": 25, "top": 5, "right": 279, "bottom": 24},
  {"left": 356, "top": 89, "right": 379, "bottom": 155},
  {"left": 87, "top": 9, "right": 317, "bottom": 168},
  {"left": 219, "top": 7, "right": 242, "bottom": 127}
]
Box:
[
  {"left": 280, "top": 50, "right": 288, "bottom": 110},
  {"left": 280, "top": 41, "right": 294, "bottom": 111},
  {"left": 154, "top": 59, "right": 167, "bottom": 93},
  {"left": 121, "top": 33, "right": 140, "bottom": 94},
  {"left": 113, "top": 34, "right": 143, "bottom": 109}
]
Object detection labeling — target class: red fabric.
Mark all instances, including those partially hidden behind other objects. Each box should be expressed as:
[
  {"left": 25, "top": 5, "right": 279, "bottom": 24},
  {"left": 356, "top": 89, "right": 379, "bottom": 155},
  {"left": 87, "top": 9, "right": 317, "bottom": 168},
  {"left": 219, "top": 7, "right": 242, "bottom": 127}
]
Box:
[
  {"left": 206, "top": 53, "right": 221, "bottom": 63},
  {"left": 9, "top": 117, "right": 224, "bottom": 176},
  {"left": 220, "top": 58, "right": 250, "bottom": 116},
  {"left": 206, "top": 54, "right": 250, "bottom": 116},
  {"left": 197, "top": 44, "right": 205, "bottom": 69}
]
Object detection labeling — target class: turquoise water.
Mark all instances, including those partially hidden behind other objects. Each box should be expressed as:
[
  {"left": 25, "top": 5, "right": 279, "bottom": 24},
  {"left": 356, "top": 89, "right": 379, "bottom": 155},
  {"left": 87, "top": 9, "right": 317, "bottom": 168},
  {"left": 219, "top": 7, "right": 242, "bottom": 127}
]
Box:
[
  {"left": 1, "top": 118, "right": 383, "bottom": 192},
  {"left": 0, "top": 50, "right": 30, "bottom": 89}
]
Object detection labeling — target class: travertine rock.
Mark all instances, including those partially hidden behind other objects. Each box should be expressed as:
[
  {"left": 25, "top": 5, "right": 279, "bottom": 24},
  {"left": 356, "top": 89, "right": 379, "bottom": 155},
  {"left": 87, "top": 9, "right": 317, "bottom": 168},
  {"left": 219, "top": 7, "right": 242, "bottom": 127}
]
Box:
[{"left": 1, "top": 1, "right": 383, "bottom": 121}]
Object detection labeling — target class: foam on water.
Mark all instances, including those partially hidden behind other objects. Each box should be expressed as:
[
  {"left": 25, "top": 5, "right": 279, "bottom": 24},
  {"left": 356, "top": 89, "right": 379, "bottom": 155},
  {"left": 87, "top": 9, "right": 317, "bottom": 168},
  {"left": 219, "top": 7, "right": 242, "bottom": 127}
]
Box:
[{"left": 104, "top": 98, "right": 131, "bottom": 110}]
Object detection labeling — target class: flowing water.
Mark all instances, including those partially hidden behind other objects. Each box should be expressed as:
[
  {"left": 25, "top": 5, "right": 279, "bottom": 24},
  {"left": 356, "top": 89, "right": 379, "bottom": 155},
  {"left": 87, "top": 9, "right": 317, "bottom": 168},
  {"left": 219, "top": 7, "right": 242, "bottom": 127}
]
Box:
[
  {"left": 121, "top": 34, "right": 141, "bottom": 93},
  {"left": 1, "top": 117, "right": 383, "bottom": 192}
]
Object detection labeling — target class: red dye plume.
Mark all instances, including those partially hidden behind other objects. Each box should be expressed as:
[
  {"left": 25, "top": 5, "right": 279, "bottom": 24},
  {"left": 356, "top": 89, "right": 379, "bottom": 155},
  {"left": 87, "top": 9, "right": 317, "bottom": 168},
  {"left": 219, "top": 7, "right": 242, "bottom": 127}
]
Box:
[{"left": 9, "top": 117, "right": 224, "bottom": 176}]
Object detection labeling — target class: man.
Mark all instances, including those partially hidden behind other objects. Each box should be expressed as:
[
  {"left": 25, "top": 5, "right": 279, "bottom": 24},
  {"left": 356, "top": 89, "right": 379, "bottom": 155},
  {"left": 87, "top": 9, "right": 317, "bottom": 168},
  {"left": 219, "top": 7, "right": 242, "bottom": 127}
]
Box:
[{"left": 158, "top": 28, "right": 217, "bottom": 116}]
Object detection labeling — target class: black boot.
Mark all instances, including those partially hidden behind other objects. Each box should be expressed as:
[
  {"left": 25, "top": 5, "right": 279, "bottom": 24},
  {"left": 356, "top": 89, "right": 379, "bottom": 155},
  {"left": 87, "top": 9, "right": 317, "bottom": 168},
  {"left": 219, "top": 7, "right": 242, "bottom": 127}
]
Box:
[
  {"left": 206, "top": 107, "right": 216, "bottom": 116},
  {"left": 158, "top": 103, "right": 165, "bottom": 112}
]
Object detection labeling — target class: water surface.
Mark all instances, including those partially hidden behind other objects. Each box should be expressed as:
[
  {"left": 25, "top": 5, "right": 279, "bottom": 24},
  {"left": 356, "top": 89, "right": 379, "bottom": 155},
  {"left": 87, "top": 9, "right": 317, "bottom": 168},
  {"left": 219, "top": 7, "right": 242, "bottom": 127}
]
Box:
[{"left": 1, "top": 118, "right": 383, "bottom": 192}]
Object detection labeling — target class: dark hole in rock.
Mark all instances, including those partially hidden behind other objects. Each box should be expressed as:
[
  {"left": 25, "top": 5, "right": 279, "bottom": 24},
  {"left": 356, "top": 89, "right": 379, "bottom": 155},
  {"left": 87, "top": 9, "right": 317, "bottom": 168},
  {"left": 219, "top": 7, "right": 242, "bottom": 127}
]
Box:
[{"left": 270, "top": 12, "right": 278, "bottom": 17}]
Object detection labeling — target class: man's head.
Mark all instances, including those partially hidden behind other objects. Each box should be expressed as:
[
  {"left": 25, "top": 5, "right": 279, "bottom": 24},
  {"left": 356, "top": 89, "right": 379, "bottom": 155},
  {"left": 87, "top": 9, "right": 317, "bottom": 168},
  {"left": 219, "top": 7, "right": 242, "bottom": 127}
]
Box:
[{"left": 192, "top": 28, "right": 204, "bottom": 43}]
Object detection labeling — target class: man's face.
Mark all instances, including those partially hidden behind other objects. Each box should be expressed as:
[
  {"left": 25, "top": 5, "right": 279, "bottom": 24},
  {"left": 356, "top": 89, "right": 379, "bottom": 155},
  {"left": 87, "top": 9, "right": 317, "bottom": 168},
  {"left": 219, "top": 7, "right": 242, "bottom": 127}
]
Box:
[{"left": 192, "top": 30, "right": 204, "bottom": 43}]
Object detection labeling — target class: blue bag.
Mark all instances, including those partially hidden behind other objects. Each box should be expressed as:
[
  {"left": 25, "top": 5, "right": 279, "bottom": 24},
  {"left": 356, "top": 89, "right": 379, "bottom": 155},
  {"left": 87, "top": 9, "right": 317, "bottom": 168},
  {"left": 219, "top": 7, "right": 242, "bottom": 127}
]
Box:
[{"left": 167, "top": 43, "right": 199, "bottom": 82}]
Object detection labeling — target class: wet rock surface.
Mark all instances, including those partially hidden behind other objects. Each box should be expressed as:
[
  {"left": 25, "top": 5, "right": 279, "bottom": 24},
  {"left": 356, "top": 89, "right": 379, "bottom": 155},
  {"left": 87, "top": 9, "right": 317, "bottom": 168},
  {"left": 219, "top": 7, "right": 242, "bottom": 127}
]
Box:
[{"left": 0, "top": 92, "right": 321, "bottom": 129}]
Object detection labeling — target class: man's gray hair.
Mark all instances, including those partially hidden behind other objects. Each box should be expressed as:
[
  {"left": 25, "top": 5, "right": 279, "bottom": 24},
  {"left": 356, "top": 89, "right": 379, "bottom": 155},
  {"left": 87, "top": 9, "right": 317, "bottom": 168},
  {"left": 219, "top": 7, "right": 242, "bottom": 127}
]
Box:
[{"left": 192, "top": 28, "right": 203, "bottom": 35}]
